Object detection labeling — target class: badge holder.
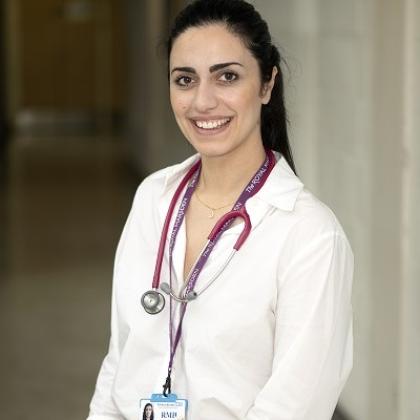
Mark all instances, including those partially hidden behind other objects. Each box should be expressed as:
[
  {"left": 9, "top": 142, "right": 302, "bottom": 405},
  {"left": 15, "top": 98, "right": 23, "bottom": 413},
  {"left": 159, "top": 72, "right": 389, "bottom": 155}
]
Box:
[{"left": 140, "top": 393, "right": 188, "bottom": 420}]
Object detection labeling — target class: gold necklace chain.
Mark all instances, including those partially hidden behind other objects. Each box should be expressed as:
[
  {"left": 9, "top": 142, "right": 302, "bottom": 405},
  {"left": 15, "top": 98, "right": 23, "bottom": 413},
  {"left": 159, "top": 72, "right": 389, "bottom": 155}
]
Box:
[{"left": 194, "top": 190, "right": 234, "bottom": 219}]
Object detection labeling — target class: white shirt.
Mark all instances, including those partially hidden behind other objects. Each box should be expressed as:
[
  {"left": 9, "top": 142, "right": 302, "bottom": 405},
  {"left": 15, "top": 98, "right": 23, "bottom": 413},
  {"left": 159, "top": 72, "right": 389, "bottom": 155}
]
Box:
[{"left": 87, "top": 153, "right": 353, "bottom": 420}]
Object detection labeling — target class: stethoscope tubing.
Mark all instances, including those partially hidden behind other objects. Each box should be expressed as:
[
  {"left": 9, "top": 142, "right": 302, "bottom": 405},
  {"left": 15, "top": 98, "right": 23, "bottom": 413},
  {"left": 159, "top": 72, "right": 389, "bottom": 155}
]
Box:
[
  {"left": 190, "top": 249, "right": 236, "bottom": 297},
  {"left": 208, "top": 206, "right": 251, "bottom": 250},
  {"left": 151, "top": 160, "right": 201, "bottom": 290},
  {"left": 163, "top": 201, "right": 251, "bottom": 302},
  {"left": 162, "top": 247, "right": 237, "bottom": 303}
]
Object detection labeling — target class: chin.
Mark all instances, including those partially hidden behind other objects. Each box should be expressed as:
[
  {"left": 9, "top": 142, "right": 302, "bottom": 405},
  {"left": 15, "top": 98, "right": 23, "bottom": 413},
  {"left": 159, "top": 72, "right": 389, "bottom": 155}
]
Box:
[
  {"left": 189, "top": 141, "right": 239, "bottom": 159},
  {"left": 181, "top": 120, "right": 240, "bottom": 158}
]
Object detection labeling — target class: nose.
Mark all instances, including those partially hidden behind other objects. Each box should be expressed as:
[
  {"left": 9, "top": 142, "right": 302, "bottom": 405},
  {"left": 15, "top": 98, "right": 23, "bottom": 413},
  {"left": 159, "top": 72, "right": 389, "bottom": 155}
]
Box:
[{"left": 192, "top": 80, "right": 218, "bottom": 112}]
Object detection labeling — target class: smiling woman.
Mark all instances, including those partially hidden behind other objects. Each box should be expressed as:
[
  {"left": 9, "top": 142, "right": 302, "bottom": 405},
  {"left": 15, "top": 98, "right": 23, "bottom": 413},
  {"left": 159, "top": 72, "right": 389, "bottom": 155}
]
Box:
[{"left": 87, "top": 1, "right": 354, "bottom": 420}]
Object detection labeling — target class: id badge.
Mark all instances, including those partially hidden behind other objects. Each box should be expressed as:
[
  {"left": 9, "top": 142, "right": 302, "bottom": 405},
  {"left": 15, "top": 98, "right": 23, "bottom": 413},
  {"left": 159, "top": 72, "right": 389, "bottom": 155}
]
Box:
[{"left": 140, "top": 393, "right": 188, "bottom": 420}]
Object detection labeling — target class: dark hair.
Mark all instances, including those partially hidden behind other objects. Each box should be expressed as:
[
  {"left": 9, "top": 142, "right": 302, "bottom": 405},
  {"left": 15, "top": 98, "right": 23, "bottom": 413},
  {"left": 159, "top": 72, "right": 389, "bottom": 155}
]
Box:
[
  {"left": 167, "top": 0, "right": 296, "bottom": 174},
  {"left": 142, "top": 403, "right": 154, "bottom": 420}
]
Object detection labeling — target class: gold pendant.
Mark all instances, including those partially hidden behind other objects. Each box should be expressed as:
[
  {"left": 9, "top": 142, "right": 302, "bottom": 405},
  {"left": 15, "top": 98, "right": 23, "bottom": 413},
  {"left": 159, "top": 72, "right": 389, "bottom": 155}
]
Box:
[{"left": 209, "top": 209, "right": 215, "bottom": 218}]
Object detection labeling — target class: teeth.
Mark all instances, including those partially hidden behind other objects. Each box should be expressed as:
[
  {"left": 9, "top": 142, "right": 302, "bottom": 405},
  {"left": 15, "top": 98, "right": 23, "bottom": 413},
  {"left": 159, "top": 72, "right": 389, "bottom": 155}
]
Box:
[{"left": 194, "top": 118, "right": 231, "bottom": 129}]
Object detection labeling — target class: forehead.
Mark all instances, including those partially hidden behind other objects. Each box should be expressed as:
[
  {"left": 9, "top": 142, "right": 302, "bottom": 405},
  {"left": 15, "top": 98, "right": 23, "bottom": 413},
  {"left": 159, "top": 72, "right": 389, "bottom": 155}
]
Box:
[{"left": 170, "top": 24, "right": 255, "bottom": 69}]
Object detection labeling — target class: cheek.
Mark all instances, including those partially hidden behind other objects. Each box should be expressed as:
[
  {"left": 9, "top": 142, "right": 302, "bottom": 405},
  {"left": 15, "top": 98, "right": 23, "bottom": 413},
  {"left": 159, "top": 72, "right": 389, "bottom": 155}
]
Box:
[
  {"left": 225, "top": 85, "right": 262, "bottom": 117},
  {"left": 170, "top": 90, "right": 189, "bottom": 115}
]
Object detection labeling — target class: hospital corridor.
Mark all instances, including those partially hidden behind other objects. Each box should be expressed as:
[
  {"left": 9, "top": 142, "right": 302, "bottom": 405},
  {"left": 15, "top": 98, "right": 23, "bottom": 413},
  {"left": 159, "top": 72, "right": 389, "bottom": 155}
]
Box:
[{"left": 0, "top": 135, "right": 137, "bottom": 418}]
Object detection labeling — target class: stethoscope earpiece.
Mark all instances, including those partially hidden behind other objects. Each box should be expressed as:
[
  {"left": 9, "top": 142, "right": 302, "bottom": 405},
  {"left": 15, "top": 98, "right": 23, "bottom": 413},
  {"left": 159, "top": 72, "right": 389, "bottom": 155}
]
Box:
[
  {"left": 160, "top": 282, "right": 198, "bottom": 303},
  {"left": 185, "top": 291, "right": 198, "bottom": 301}
]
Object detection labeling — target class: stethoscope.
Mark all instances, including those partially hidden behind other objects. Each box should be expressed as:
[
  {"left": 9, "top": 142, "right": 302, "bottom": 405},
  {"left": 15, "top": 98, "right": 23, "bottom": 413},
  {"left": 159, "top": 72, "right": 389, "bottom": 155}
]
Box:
[
  {"left": 162, "top": 206, "right": 250, "bottom": 299},
  {"left": 141, "top": 150, "right": 276, "bottom": 315},
  {"left": 141, "top": 160, "right": 252, "bottom": 315}
]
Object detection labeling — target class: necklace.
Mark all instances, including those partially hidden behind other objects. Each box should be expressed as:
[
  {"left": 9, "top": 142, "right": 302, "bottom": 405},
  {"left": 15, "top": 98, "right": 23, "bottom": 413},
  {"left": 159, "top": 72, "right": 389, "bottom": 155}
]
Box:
[{"left": 194, "top": 190, "right": 234, "bottom": 218}]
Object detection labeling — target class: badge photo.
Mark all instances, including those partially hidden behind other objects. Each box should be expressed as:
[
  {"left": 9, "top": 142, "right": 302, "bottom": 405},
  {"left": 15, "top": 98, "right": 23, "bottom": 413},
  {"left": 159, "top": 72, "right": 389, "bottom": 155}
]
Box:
[{"left": 140, "top": 394, "right": 188, "bottom": 420}]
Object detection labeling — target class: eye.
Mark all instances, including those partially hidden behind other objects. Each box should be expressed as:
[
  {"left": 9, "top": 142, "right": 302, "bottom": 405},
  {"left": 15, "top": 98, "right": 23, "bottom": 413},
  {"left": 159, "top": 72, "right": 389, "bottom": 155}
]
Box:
[
  {"left": 219, "top": 71, "right": 238, "bottom": 83},
  {"left": 174, "top": 75, "right": 194, "bottom": 87}
]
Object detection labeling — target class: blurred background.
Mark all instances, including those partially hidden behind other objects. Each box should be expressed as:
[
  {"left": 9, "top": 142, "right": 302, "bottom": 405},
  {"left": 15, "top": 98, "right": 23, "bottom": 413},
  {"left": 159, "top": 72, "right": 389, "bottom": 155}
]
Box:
[{"left": 0, "top": 0, "right": 419, "bottom": 419}]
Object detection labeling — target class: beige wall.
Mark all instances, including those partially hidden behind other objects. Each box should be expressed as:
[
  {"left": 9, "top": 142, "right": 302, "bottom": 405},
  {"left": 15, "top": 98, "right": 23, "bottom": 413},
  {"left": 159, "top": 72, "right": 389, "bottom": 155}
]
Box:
[
  {"left": 252, "top": 0, "right": 420, "bottom": 419},
  {"left": 400, "top": 1, "right": 420, "bottom": 418}
]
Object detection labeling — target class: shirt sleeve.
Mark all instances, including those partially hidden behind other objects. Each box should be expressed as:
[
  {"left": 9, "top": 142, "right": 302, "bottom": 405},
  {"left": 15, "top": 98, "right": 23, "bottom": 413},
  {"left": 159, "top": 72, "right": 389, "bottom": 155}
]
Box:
[
  {"left": 86, "top": 279, "right": 125, "bottom": 419},
  {"left": 245, "top": 229, "right": 354, "bottom": 420},
  {"left": 86, "top": 226, "right": 131, "bottom": 419},
  {"left": 87, "top": 184, "right": 146, "bottom": 420}
]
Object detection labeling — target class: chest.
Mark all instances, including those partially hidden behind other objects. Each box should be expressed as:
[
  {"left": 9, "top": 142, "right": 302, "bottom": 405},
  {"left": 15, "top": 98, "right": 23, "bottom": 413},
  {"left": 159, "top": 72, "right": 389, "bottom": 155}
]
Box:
[{"left": 183, "top": 198, "right": 224, "bottom": 281}]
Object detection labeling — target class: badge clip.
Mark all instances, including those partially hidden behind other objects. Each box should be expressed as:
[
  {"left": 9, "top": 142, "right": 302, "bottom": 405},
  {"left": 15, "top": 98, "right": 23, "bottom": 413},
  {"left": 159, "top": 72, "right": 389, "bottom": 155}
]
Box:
[{"left": 162, "top": 368, "right": 172, "bottom": 397}]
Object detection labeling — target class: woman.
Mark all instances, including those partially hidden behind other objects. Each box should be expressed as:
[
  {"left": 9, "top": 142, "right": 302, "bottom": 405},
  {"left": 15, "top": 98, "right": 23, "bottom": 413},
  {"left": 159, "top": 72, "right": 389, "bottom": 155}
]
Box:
[
  {"left": 88, "top": 1, "right": 353, "bottom": 419},
  {"left": 142, "top": 403, "right": 154, "bottom": 420}
]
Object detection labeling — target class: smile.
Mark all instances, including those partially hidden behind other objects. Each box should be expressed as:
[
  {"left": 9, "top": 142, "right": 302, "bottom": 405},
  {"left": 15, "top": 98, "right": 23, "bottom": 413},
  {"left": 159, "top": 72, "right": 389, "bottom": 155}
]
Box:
[{"left": 192, "top": 118, "right": 231, "bottom": 130}]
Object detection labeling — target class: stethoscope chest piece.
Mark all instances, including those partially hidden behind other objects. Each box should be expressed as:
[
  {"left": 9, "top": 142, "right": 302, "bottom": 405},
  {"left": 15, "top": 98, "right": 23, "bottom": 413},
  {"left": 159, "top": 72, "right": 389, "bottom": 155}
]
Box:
[{"left": 141, "top": 289, "right": 165, "bottom": 314}]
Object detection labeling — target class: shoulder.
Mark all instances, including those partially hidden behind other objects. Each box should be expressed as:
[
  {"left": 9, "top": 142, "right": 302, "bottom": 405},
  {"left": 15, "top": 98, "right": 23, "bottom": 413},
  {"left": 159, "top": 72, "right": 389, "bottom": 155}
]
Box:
[
  {"left": 264, "top": 155, "right": 347, "bottom": 241},
  {"left": 131, "top": 166, "right": 169, "bottom": 205},
  {"left": 277, "top": 187, "right": 354, "bottom": 271},
  {"left": 292, "top": 188, "right": 345, "bottom": 238}
]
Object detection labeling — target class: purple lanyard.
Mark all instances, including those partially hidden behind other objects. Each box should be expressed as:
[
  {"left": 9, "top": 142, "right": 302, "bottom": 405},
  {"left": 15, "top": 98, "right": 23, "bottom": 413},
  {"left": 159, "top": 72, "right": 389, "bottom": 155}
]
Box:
[{"left": 162, "top": 151, "right": 276, "bottom": 396}]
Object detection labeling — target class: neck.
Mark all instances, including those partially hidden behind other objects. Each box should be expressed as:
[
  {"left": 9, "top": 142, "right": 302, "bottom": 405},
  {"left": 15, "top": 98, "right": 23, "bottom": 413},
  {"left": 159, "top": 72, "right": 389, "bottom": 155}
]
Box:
[{"left": 198, "top": 143, "right": 266, "bottom": 199}]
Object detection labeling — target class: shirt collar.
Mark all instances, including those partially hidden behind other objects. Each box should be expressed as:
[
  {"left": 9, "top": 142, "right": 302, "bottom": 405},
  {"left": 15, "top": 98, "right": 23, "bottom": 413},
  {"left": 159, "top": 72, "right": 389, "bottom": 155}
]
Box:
[
  {"left": 162, "top": 153, "right": 201, "bottom": 192},
  {"left": 256, "top": 152, "right": 304, "bottom": 211},
  {"left": 161, "top": 151, "right": 304, "bottom": 212}
]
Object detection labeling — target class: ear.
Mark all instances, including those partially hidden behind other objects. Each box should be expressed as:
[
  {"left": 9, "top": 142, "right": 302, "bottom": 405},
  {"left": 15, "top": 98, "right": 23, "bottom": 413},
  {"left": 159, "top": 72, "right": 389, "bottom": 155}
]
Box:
[{"left": 261, "top": 66, "right": 278, "bottom": 105}]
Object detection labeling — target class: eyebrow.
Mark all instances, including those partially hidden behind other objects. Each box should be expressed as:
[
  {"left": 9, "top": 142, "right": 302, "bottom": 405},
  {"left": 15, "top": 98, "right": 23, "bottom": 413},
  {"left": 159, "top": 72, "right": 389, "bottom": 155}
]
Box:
[{"left": 170, "top": 62, "right": 243, "bottom": 75}]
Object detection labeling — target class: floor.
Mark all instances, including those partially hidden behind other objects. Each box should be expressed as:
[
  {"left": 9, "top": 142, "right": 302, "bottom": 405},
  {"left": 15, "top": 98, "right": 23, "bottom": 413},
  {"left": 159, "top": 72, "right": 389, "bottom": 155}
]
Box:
[
  {"left": 0, "top": 134, "right": 348, "bottom": 419},
  {"left": 0, "top": 134, "right": 138, "bottom": 419}
]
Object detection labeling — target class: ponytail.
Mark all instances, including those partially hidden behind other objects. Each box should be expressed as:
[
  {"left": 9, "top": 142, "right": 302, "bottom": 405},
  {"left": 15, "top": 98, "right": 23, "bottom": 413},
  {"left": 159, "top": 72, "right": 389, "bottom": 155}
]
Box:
[{"left": 261, "top": 46, "right": 296, "bottom": 173}]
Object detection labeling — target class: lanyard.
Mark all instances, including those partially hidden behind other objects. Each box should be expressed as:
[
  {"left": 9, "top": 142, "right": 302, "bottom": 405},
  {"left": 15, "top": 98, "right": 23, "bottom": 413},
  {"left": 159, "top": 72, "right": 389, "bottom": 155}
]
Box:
[{"left": 162, "top": 151, "right": 275, "bottom": 396}]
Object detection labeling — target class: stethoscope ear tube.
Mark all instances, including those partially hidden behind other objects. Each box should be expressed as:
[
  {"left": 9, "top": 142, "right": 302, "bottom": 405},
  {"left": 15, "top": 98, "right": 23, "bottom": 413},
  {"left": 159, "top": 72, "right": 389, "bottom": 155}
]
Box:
[{"left": 160, "top": 282, "right": 198, "bottom": 302}]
